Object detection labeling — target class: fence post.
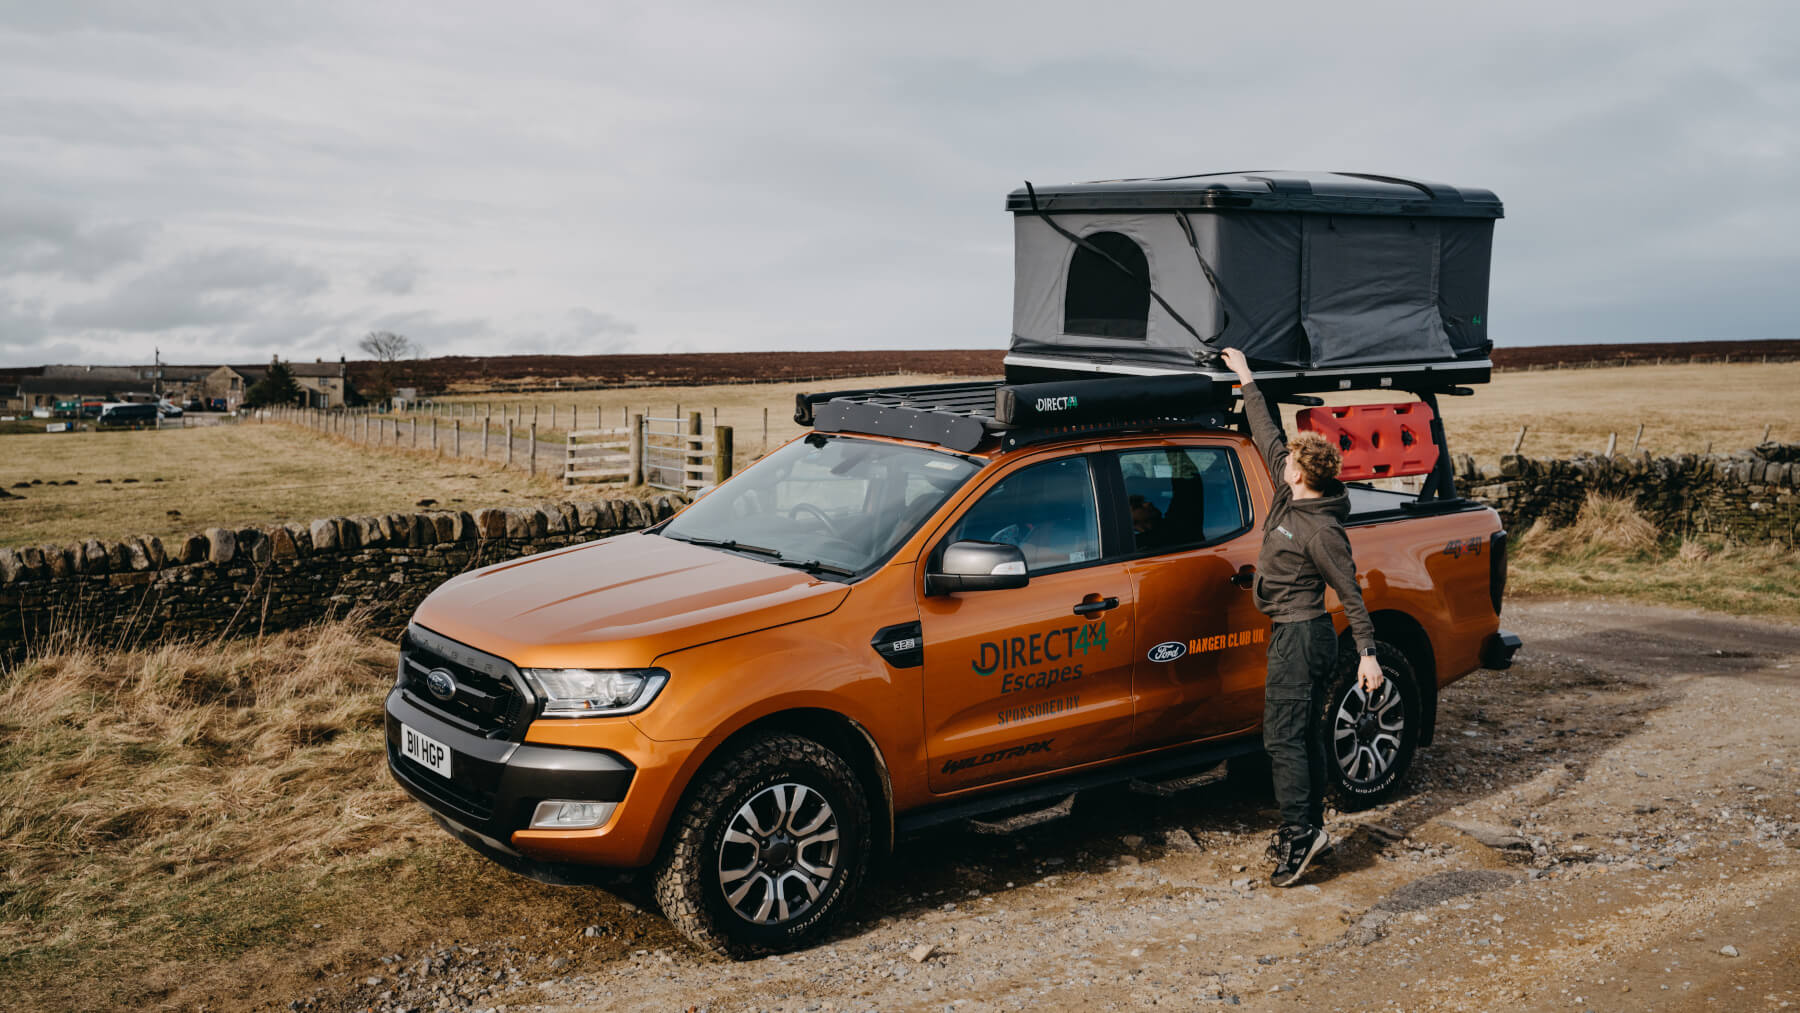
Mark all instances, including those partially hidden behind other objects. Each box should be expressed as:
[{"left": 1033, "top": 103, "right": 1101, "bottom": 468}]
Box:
[
  {"left": 564, "top": 429, "right": 574, "bottom": 489},
  {"left": 629, "top": 413, "right": 644, "bottom": 485},
  {"left": 1763, "top": 423, "right": 1773, "bottom": 444},
  {"left": 1630, "top": 422, "right": 1644, "bottom": 454},
  {"left": 714, "top": 426, "right": 734, "bottom": 486},
  {"left": 549, "top": 403, "right": 555, "bottom": 429},
  {"left": 763, "top": 407, "right": 769, "bottom": 454},
  {"left": 688, "top": 412, "right": 703, "bottom": 491},
  {"left": 1511, "top": 425, "right": 1528, "bottom": 454},
  {"left": 433, "top": 419, "right": 440, "bottom": 455},
  {"left": 412, "top": 418, "right": 419, "bottom": 448},
  {"left": 505, "top": 419, "right": 514, "bottom": 468},
  {"left": 454, "top": 418, "right": 461, "bottom": 456},
  {"left": 1604, "top": 432, "right": 1617, "bottom": 457},
  {"left": 528, "top": 422, "right": 537, "bottom": 477},
  {"left": 483, "top": 416, "right": 491, "bottom": 459}
]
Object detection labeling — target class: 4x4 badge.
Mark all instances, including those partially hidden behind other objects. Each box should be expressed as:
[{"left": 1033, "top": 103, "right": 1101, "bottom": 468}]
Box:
[{"left": 1147, "top": 641, "right": 1187, "bottom": 663}]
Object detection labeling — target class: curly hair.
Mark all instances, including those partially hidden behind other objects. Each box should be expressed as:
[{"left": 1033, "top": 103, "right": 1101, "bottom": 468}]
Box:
[{"left": 1288, "top": 430, "right": 1343, "bottom": 490}]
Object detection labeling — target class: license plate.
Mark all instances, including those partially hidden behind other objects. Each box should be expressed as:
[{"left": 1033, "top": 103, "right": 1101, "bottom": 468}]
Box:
[{"left": 400, "top": 722, "right": 453, "bottom": 779}]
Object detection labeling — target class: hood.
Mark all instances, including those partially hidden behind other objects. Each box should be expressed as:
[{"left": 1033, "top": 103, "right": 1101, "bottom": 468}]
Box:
[
  {"left": 1290, "top": 483, "right": 1351, "bottom": 523},
  {"left": 411, "top": 532, "right": 851, "bottom": 670}
]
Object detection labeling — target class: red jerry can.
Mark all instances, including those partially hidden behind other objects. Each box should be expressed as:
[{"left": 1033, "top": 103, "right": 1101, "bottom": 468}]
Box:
[{"left": 1297, "top": 402, "right": 1439, "bottom": 481}]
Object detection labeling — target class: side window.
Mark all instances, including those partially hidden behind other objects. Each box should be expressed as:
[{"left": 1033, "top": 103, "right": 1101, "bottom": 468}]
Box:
[
  {"left": 945, "top": 457, "right": 1100, "bottom": 572},
  {"left": 1116, "top": 446, "right": 1247, "bottom": 552},
  {"left": 1063, "top": 231, "right": 1151, "bottom": 340}
]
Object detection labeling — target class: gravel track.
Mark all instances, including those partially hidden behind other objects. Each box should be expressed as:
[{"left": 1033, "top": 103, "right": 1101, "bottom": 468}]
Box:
[{"left": 294, "top": 598, "right": 1800, "bottom": 1013}]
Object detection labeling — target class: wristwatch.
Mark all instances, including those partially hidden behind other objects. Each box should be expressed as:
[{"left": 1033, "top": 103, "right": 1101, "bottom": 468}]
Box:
[{"left": 1359, "top": 646, "right": 1378, "bottom": 658}]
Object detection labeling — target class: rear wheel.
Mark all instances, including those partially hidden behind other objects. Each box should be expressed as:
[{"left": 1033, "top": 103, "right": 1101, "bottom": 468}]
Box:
[
  {"left": 1322, "top": 640, "right": 1421, "bottom": 810},
  {"left": 653, "top": 734, "right": 870, "bottom": 958}
]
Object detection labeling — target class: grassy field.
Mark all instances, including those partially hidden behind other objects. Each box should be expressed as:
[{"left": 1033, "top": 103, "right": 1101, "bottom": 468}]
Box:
[
  {"left": 4, "top": 362, "right": 1793, "bottom": 551},
  {"left": 417, "top": 361, "right": 1798, "bottom": 466},
  {"left": 0, "top": 423, "right": 563, "bottom": 550},
  {"left": 418, "top": 371, "right": 968, "bottom": 457},
  {"left": 1508, "top": 495, "right": 1800, "bottom": 619},
  {"left": 0, "top": 617, "right": 638, "bottom": 1013}
]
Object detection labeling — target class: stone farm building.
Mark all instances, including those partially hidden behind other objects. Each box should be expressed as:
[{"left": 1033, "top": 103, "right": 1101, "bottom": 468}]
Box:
[{"left": 6, "top": 359, "right": 350, "bottom": 412}]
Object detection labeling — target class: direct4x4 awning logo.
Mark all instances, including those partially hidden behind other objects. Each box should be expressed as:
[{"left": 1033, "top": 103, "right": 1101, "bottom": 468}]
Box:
[
  {"left": 970, "top": 622, "right": 1108, "bottom": 694},
  {"left": 941, "top": 738, "right": 1053, "bottom": 775}
]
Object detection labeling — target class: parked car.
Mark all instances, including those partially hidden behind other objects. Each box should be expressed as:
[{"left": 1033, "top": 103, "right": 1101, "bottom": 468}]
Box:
[
  {"left": 97, "top": 402, "right": 159, "bottom": 427},
  {"left": 385, "top": 373, "right": 1518, "bottom": 958},
  {"left": 157, "top": 400, "right": 183, "bottom": 418}
]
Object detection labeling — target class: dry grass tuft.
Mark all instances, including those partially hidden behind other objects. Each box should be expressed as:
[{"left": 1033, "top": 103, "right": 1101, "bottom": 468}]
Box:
[
  {"left": 1518, "top": 494, "right": 1661, "bottom": 560},
  {"left": 0, "top": 614, "right": 450, "bottom": 1007}
]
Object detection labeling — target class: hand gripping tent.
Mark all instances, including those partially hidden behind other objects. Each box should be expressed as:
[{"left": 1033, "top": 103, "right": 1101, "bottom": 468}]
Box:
[{"left": 1004, "top": 171, "right": 1502, "bottom": 377}]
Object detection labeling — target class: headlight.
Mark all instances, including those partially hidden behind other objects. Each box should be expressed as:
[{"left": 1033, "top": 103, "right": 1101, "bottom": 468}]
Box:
[{"left": 520, "top": 667, "right": 669, "bottom": 718}]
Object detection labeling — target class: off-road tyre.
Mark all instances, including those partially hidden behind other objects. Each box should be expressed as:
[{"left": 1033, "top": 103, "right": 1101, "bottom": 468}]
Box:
[
  {"left": 1322, "top": 639, "right": 1421, "bottom": 810},
  {"left": 653, "top": 733, "right": 870, "bottom": 959}
]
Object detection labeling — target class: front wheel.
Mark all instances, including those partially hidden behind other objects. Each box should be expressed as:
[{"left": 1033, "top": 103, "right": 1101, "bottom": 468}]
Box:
[
  {"left": 1322, "top": 640, "right": 1421, "bottom": 810},
  {"left": 653, "top": 734, "right": 870, "bottom": 958}
]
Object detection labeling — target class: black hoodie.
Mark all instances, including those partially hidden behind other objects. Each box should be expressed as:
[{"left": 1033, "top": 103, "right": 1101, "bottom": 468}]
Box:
[{"left": 1240, "top": 382, "right": 1376, "bottom": 653}]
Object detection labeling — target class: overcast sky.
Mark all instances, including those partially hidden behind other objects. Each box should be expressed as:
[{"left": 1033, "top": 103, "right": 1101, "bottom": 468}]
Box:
[{"left": 1, "top": 0, "right": 1794, "bottom": 367}]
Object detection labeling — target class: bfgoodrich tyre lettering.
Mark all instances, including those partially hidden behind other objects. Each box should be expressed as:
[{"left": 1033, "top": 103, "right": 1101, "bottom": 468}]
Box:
[
  {"left": 653, "top": 733, "right": 870, "bottom": 959},
  {"left": 1322, "top": 640, "right": 1421, "bottom": 810}
]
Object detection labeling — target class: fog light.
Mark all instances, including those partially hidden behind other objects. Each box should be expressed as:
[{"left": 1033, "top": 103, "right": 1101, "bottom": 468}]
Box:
[{"left": 529, "top": 800, "right": 617, "bottom": 830}]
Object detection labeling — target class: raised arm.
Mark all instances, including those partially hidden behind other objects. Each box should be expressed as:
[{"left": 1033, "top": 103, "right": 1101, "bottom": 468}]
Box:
[{"left": 1221, "top": 347, "right": 1288, "bottom": 479}]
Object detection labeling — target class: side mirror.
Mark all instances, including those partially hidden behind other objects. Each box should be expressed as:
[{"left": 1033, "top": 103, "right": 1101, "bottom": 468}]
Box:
[{"left": 926, "top": 540, "right": 1029, "bottom": 595}]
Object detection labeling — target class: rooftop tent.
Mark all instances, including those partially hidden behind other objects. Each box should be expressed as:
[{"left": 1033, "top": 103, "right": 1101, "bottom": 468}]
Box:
[{"left": 1005, "top": 171, "right": 1503, "bottom": 374}]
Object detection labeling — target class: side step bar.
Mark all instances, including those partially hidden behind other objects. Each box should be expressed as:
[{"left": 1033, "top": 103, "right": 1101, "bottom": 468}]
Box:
[{"left": 898, "top": 739, "right": 1260, "bottom": 836}]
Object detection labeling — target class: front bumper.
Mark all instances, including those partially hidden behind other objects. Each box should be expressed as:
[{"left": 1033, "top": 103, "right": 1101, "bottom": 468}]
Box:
[
  {"left": 385, "top": 688, "right": 636, "bottom": 851},
  {"left": 1480, "top": 629, "right": 1523, "bottom": 670}
]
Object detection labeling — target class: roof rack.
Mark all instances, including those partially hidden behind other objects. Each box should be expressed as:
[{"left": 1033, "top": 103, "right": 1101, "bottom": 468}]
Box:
[
  {"left": 1000, "top": 355, "right": 1493, "bottom": 395},
  {"left": 795, "top": 374, "right": 1238, "bottom": 453}
]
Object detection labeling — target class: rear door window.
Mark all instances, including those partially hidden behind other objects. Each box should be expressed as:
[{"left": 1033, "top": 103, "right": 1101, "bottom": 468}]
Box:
[{"left": 1113, "top": 446, "right": 1249, "bottom": 552}]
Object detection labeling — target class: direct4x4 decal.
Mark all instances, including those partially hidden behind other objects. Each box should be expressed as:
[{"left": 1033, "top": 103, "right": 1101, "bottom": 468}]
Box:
[
  {"left": 940, "top": 738, "right": 1053, "bottom": 775},
  {"left": 971, "top": 622, "right": 1109, "bottom": 694}
]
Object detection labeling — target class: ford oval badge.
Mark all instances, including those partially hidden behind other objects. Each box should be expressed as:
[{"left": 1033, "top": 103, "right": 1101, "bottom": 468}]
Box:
[
  {"left": 1147, "top": 641, "right": 1187, "bottom": 663},
  {"left": 425, "top": 668, "right": 458, "bottom": 701}
]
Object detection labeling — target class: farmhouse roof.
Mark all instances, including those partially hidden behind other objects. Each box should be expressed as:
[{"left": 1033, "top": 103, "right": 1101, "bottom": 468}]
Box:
[{"left": 19, "top": 376, "right": 136, "bottom": 397}]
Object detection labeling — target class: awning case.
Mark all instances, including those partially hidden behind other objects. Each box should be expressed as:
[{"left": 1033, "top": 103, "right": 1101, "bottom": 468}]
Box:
[{"left": 1007, "top": 171, "right": 1503, "bottom": 372}]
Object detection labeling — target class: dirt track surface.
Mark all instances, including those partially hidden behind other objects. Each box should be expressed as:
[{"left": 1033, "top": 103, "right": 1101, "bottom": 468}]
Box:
[{"left": 299, "top": 599, "right": 1800, "bottom": 1013}]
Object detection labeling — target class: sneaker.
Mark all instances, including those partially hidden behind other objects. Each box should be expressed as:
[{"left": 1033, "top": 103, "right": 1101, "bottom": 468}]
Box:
[{"left": 1271, "top": 826, "right": 1331, "bottom": 887}]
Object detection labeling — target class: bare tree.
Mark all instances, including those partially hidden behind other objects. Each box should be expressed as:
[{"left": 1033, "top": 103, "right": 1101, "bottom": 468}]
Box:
[
  {"left": 359, "top": 331, "right": 418, "bottom": 362},
  {"left": 358, "top": 331, "right": 420, "bottom": 401}
]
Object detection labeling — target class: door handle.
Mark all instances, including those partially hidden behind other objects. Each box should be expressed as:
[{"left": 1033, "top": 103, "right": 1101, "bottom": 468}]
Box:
[
  {"left": 1072, "top": 596, "right": 1119, "bottom": 616},
  {"left": 1229, "top": 565, "right": 1255, "bottom": 589}
]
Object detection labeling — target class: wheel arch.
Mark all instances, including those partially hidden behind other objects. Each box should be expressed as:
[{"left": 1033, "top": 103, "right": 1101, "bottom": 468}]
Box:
[{"left": 690, "top": 708, "right": 896, "bottom": 860}]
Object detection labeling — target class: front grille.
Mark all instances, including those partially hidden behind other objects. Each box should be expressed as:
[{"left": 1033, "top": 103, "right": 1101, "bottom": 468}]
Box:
[{"left": 399, "top": 625, "right": 533, "bottom": 740}]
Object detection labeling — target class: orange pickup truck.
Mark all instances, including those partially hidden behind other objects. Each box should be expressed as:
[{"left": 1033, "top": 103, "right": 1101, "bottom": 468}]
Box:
[{"left": 385, "top": 372, "right": 1518, "bottom": 957}]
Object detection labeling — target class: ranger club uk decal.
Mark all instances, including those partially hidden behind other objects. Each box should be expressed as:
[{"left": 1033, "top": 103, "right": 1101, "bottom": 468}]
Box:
[{"left": 1146, "top": 627, "right": 1267, "bottom": 661}]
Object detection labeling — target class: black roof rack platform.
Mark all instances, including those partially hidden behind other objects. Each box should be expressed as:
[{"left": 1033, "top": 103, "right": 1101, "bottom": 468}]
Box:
[{"left": 796, "top": 374, "right": 1233, "bottom": 453}]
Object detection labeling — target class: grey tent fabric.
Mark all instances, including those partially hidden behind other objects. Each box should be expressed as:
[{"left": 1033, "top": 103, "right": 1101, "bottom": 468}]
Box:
[{"left": 1007, "top": 172, "right": 1501, "bottom": 371}]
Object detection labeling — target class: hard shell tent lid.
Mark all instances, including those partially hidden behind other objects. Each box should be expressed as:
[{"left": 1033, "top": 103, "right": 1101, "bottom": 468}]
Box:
[{"left": 1006, "top": 171, "right": 1503, "bottom": 375}]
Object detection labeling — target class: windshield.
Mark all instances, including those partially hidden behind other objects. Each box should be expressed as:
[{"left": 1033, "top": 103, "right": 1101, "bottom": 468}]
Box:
[{"left": 660, "top": 436, "right": 981, "bottom": 576}]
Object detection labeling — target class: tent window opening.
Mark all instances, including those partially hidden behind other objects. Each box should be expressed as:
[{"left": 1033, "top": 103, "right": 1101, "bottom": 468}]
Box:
[{"left": 1063, "top": 231, "right": 1151, "bottom": 340}]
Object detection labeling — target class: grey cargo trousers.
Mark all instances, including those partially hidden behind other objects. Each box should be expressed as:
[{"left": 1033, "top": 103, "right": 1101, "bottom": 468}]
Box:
[{"left": 1263, "top": 615, "right": 1336, "bottom": 830}]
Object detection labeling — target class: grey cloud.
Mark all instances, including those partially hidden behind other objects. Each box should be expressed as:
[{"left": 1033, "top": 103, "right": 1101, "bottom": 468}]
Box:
[
  {"left": 369, "top": 261, "right": 422, "bottom": 296},
  {"left": 565, "top": 307, "right": 635, "bottom": 340},
  {"left": 0, "top": 296, "right": 49, "bottom": 350},
  {"left": 0, "top": 202, "right": 157, "bottom": 280},
  {"left": 53, "top": 248, "right": 328, "bottom": 332}
]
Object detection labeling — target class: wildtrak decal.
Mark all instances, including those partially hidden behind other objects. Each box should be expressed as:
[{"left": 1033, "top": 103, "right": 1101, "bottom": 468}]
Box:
[{"left": 940, "top": 738, "right": 1054, "bottom": 774}]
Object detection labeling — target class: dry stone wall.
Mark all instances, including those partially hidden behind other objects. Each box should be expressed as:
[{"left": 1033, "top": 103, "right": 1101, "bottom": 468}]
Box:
[
  {"left": 1458, "top": 443, "right": 1800, "bottom": 544},
  {"left": 0, "top": 494, "right": 686, "bottom": 656}
]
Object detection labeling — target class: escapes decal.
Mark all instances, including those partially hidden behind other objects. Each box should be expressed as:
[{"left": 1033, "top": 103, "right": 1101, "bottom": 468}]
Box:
[
  {"left": 941, "top": 738, "right": 1054, "bottom": 774},
  {"left": 971, "top": 622, "right": 1108, "bottom": 694}
]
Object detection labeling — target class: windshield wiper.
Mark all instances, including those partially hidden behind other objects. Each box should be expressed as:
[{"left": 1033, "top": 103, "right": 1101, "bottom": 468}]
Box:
[
  {"left": 664, "top": 534, "right": 783, "bottom": 559},
  {"left": 774, "top": 558, "right": 859, "bottom": 578}
]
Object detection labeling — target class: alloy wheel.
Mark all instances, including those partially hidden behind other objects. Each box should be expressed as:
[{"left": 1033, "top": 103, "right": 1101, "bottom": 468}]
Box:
[{"left": 717, "top": 783, "right": 841, "bottom": 925}]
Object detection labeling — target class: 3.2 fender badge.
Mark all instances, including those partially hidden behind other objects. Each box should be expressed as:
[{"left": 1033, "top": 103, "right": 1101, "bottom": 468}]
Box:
[
  {"left": 424, "top": 668, "right": 458, "bottom": 701},
  {"left": 1147, "top": 641, "right": 1187, "bottom": 663}
]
